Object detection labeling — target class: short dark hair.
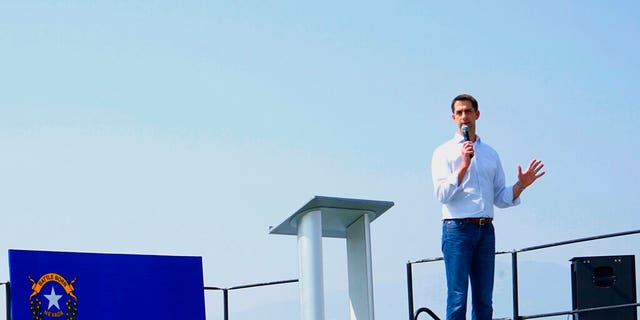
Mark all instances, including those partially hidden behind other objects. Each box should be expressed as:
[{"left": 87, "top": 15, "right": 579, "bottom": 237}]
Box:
[{"left": 450, "top": 94, "right": 478, "bottom": 113}]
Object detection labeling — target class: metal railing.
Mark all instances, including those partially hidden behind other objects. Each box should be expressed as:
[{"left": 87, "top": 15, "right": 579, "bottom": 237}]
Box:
[
  {"left": 414, "top": 306, "right": 440, "bottom": 320},
  {"left": 406, "top": 229, "right": 640, "bottom": 320},
  {"left": 205, "top": 278, "right": 298, "bottom": 320}
]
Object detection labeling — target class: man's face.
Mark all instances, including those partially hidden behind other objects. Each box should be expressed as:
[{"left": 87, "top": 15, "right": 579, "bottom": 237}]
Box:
[{"left": 451, "top": 100, "right": 480, "bottom": 133}]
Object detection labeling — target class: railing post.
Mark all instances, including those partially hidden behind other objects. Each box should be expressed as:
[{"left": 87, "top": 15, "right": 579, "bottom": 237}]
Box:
[
  {"left": 407, "top": 262, "right": 414, "bottom": 320},
  {"left": 223, "top": 288, "right": 229, "bottom": 320},
  {"left": 511, "top": 252, "right": 519, "bottom": 320},
  {"left": 5, "top": 282, "right": 11, "bottom": 320}
]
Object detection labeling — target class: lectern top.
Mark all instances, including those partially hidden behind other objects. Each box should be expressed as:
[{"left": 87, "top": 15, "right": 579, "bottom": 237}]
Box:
[{"left": 269, "top": 196, "right": 394, "bottom": 238}]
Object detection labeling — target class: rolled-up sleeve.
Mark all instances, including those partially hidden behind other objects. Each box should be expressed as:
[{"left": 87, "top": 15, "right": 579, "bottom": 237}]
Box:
[{"left": 492, "top": 155, "right": 521, "bottom": 208}]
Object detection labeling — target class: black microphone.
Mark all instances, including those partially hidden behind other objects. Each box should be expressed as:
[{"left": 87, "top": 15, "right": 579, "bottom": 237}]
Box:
[{"left": 462, "top": 125, "right": 473, "bottom": 159}]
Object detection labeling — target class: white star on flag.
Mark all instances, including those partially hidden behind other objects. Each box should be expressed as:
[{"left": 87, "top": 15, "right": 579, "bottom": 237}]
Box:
[{"left": 44, "top": 286, "right": 62, "bottom": 310}]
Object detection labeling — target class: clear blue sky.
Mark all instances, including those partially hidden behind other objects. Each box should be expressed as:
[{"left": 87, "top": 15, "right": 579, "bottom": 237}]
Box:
[{"left": 1, "top": 1, "right": 639, "bottom": 319}]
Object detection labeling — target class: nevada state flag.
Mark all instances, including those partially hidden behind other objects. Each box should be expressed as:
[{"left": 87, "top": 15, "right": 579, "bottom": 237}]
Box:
[{"left": 9, "top": 249, "right": 206, "bottom": 320}]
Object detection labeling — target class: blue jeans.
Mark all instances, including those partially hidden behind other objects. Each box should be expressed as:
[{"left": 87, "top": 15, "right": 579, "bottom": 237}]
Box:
[{"left": 441, "top": 220, "right": 495, "bottom": 320}]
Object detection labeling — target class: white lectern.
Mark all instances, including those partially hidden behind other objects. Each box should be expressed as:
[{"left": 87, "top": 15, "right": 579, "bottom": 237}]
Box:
[{"left": 269, "top": 196, "right": 394, "bottom": 320}]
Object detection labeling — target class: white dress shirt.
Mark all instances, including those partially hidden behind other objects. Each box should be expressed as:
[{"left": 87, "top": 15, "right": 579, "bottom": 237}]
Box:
[{"left": 431, "top": 133, "right": 519, "bottom": 219}]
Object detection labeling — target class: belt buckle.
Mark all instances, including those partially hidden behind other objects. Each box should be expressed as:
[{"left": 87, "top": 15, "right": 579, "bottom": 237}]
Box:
[{"left": 479, "top": 218, "right": 489, "bottom": 226}]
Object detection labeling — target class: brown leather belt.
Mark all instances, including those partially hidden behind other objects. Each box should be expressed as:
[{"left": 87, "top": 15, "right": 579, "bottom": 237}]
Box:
[{"left": 446, "top": 218, "right": 493, "bottom": 225}]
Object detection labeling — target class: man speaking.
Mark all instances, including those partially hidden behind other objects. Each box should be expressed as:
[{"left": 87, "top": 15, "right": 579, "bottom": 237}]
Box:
[{"left": 431, "top": 94, "right": 545, "bottom": 320}]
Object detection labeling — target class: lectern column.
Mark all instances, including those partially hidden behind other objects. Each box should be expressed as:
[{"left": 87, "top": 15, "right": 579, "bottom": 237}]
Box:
[
  {"left": 347, "top": 213, "right": 375, "bottom": 320},
  {"left": 297, "top": 210, "right": 325, "bottom": 320}
]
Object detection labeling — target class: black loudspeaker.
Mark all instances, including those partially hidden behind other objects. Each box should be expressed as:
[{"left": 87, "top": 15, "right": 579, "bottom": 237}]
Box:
[{"left": 571, "top": 255, "right": 637, "bottom": 320}]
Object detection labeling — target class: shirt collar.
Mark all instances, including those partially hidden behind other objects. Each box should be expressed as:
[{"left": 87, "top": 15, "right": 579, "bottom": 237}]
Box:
[{"left": 453, "top": 132, "right": 481, "bottom": 144}]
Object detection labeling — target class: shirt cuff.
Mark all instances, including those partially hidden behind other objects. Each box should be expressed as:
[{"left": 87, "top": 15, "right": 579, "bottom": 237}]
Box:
[{"left": 508, "top": 187, "right": 521, "bottom": 206}]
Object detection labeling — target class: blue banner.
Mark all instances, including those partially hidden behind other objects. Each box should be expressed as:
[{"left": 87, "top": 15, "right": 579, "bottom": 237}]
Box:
[{"left": 9, "top": 249, "right": 206, "bottom": 320}]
